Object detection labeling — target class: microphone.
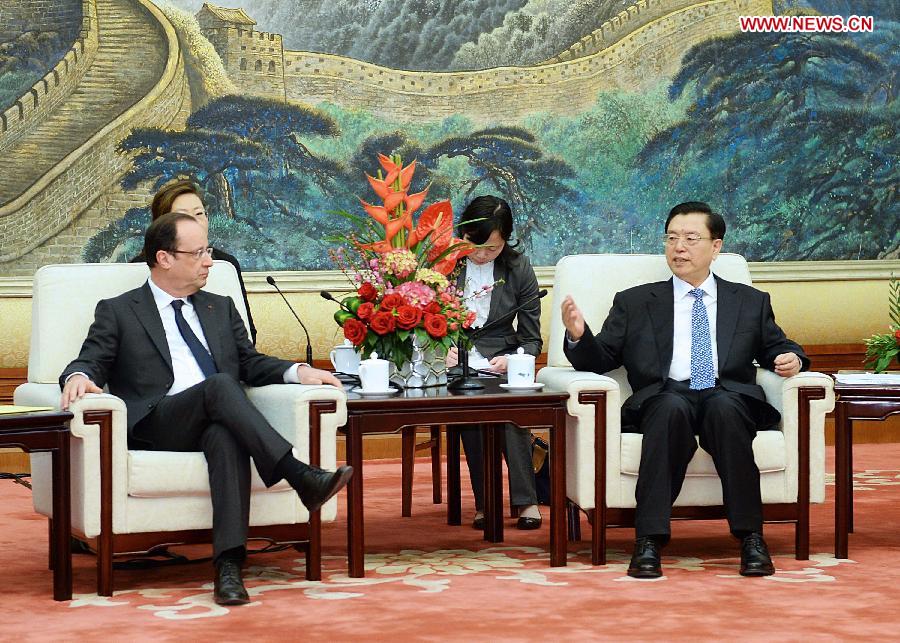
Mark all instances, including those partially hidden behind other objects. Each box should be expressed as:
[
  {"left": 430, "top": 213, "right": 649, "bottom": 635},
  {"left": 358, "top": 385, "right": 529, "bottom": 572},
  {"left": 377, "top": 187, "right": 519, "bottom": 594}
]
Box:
[
  {"left": 447, "top": 288, "right": 549, "bottom": 391},
  {"left": 320, "top": 290, "right": 353, "bottom": 312},
  {"left": 267, "top": 276, "right": 313, "bottom": 366}
]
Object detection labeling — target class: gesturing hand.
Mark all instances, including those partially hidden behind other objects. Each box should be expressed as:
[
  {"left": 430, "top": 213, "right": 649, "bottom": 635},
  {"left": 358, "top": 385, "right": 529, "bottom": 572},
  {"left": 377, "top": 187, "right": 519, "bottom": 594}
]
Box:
[{"left": 561, "top": 295, "right": 586, "bottom": 341}]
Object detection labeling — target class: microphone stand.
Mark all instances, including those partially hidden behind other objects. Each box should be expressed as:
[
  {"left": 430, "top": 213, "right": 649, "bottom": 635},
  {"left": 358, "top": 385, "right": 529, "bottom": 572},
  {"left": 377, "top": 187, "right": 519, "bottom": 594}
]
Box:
[
  {"left": 267, "top": 276, "right": 314, "bottom": 365},
  {"left": 447, "top": 288, "right": 548, "bottom": 392}
]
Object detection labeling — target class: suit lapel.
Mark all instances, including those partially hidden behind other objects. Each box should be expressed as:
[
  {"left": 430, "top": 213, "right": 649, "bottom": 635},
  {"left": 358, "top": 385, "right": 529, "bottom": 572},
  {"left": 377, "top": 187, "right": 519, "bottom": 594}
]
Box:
[
  {"left": 647, "top": 279, "right": 675, "bottom": 378},
  {"left": 486, "top": 260, "right": 505, "bottom": 323},
  {"left": 192, "top": 290, "right": 223, "bottom": 365},
  {"left": 715, "top": 275, "right": 741, "bottom": 370},
  {"left": 130, "top": 283, "right": 173, "bottom": 372}
]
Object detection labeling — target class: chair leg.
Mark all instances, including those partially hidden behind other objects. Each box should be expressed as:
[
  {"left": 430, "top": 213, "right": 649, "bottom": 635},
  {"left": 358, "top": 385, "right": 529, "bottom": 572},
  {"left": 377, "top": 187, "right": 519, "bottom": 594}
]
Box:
[
  {"left": 401, "top": 427, "right": 415, "bottom": 517},
  {"left": 567, "top": 501, "right": 581, "bottom": 542},
  {"left": 48, "top": 519, "right": 55, "bottom": 570},
  {"left": 430, "top": 426, "right": 442, "bottom": 504},
  {"left": 98, "top": 535, "right": 113, "bottom": 596}
]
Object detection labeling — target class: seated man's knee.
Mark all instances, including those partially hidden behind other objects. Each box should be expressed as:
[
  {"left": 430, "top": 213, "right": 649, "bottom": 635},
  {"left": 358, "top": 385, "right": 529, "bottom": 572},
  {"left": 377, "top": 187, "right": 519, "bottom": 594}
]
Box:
[{"left": 201, "top": 372, "right": 245, "bottom": 404}]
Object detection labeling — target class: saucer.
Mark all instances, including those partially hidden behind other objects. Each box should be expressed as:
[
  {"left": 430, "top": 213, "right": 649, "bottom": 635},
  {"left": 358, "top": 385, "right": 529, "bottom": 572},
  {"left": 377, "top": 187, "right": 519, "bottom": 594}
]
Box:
[
  {"left": 351, "top": 386, "right": 399, "bottom": 396},
  {"left": 500, "top": 382, "right": 544, "bottom": 391}
]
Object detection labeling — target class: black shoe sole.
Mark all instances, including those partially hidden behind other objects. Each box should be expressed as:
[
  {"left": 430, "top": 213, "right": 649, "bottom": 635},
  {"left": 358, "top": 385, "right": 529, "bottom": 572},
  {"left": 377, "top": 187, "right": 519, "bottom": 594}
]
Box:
[
  {"left": 740, "top": 566, "right": 775, "bottom": 577},
  {"left": 627, "top": 567, "right": 663, "bottom": 579},
  {"left": 215, "top": 594, "right": 250, "bottom": 606},
  {"left": 472, "top": 517, "right": 485, "bottom": 530},
  {"left": 305, "top": 466, "right": 354, "bottom": 513},
  {"left": 516, "top": 517, "right": 542, "bottom": 530}
]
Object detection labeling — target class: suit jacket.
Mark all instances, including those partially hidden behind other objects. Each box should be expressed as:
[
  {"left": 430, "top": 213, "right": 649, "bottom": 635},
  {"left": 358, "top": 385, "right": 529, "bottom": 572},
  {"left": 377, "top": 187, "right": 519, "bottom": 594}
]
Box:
[
  {"left": 60, "top": 282, "right": 294, "bottom": 436},
  {"left": 457, "top": 251, "right": 542, "bottom": 359},
  {"left": 131, "top": 247, "right": 257, "bottom": 344},
  {"left": 563, "top": 275, "right": 809, "bottom": 428}
]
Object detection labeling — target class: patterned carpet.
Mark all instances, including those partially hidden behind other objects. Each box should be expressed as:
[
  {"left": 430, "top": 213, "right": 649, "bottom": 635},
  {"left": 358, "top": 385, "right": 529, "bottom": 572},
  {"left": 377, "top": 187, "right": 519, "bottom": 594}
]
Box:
[{"left": 3, "top": 445, "right": 900, "bottom": 640}]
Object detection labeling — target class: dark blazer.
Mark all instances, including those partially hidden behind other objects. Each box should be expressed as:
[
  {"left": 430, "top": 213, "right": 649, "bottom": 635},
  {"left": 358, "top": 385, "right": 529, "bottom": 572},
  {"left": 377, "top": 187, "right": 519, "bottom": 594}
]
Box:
[
  {"left": 131, "top": 247, "right": 257, "bottom": 344},
  {"left": 564, "top": 275, "right": 809, "bottom": 428},
  {"left": 60, "top": 282, "right": 294, "bottom": 437},
  {"left": 457, "top": 251, "right": 542, "bottom": 359}
]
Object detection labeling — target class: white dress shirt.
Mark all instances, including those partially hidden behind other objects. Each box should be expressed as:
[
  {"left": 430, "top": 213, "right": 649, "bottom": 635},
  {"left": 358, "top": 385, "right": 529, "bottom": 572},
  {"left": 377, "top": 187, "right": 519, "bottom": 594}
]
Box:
[
  {"left": 148, "top": 278, "right": 300, "bottom": 395},
  {"left": 668, "top": 273, "right": 719, "bottom": 382},
  {"left": 462, "top": 258, "right": 495, "bottom": 369}
]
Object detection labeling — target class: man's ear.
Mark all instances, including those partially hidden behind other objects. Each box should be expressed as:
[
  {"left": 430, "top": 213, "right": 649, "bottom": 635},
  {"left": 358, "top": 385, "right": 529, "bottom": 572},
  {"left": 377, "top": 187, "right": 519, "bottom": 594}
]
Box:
[
  {"left": 711, "top": 238, "right": 723, "bottom": 258},
  {"left": 155, "top": 249, "right": 172, "bottom": 269}
]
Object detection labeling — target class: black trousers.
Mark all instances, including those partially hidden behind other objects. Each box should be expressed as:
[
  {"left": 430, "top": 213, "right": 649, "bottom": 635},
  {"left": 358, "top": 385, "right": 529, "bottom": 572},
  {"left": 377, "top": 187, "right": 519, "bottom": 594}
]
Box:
[
  {"left": 461, "top": 424, "right": 538, "bottom": 512},
  {"left": 131, "top": 373, "right": 294, "bottom": 558},
  {"left": 626, "top": 379, "right": 765, "bottom": 539}
]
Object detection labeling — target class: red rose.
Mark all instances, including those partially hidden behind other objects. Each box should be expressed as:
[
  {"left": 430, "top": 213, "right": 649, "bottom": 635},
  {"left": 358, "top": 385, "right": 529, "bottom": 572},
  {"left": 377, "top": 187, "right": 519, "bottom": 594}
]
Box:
[
  {"left": 343, "top": 318, "right": 367, "bottom": 346},
  {"left": 425, "top": 301, "right": 442, "bottom": 314},
  {"left": 370, "top": 310, "right": 397, "bottom": 335},
  {"left": 423, "top": 313, "right": 448, "bottom": 338},
  {"left": 895, "top": 329, "right": 900, "bottom": 343},
  {"left": 380, "top": 293, "right": 405, "bottom": 310},
  {"left": 396, "top": 305, "right": 422, "bottom": 330},
  {"left": 358, "top": 282, "right": 377, "bottom": 302},
  {"left": 357, "top": 302, "right": 375, "bottom": 321}
]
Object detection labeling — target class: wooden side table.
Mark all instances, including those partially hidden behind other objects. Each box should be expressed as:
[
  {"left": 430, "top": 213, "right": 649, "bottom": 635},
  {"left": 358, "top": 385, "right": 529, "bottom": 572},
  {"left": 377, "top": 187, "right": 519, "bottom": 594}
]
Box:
[
  {"left": 833, "top": 381, "right": 900, "bottom": 558},
  {"left": 0, "top": 410, "right": 73, "bottom": 600}
]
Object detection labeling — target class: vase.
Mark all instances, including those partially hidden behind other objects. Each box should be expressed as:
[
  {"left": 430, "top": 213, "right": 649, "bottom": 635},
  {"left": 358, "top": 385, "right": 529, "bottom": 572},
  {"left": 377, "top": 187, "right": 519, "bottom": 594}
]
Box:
[{"left": 390, "top": 335, "right": 447, "bottom": 388}]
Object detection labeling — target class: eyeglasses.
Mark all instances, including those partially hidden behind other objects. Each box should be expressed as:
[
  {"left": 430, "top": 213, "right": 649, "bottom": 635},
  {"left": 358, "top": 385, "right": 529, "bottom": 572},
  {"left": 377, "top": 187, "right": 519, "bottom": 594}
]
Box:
[
  {"left": 169, "top": 247, "right": 214, "bottom": 260},
  {"left": 662, "top": 234, "right": 713, "bottom": 247}
]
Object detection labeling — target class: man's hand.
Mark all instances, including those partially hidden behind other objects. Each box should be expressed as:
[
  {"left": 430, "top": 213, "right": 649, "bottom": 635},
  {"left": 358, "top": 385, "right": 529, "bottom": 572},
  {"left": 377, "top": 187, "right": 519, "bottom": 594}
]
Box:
[
  {"left": 446, "top": 346, "right": 459, "bottom": 368},
  {"left": 487, "top": 355, "right": 508, "bottom": 373},
  {"left": 561, "top": 295, "right": 586, "bottom": 341},
  {"left": 60, "top": 374, "right": 102, "bottom": 410},
  {"left": 773, "top": 352, "right": 802, "bottom": 378},
  {"left": 297, "top": 364, "right": 342, "bottom": 387}
]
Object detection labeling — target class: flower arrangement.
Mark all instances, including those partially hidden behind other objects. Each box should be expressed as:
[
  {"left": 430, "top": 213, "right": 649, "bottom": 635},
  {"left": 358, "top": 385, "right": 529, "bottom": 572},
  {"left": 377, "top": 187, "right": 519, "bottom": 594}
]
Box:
[
  {"left": 864, "top": 276, "right": 900, "bottom": 373},
  {"left": 328, "top": 154, "right": 476, "bottom": 371}
]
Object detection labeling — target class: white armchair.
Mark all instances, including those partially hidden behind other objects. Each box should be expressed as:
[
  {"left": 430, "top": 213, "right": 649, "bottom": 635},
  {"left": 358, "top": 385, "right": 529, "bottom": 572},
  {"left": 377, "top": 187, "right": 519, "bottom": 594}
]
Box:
[
  {"left": 537, "top": 254, "right": 835, "bottom": 564},
  {"left": 14, "top": 262, "right": 347, "bottom": 595}
]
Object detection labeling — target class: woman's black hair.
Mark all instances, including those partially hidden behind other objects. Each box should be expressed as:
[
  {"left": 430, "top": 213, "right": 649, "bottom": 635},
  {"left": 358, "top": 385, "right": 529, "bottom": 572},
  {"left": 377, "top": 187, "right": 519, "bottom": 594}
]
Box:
[{"left": 458, "top": 195, "right": 519, "bottom": 262}]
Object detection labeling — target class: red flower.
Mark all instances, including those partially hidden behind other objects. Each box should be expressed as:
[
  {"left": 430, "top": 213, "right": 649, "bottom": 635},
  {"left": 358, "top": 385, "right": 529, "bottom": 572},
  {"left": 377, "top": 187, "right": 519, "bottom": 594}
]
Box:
[
  {"left": 895, "top": 329, "right": 900, "bottom": 343},
  {"left": 357, "top": 302, "right": 375, "bottom": 321},
  {"left": 423, "top": 313, "right": 448, "bottom": 338},
  {"left": 396, "top": 305, "right": 422, "bottom": 330},
  {"left": 464, "top": 310, "right": 476, "bottom": 328},
  {"left": 425, "top": 301, "right": 442, "bottom": 314},
  {"left": 343, "top": 318, "right": 367, "bottom": 346},
  {"left": 370, "top": 311, "right": 397, "bottom": 335},
  {"left": 380, "top": 293, "right": 405, "bottom": 310},
  {"left": 358, "top": 282, "right": 377, "bottom": 302}
]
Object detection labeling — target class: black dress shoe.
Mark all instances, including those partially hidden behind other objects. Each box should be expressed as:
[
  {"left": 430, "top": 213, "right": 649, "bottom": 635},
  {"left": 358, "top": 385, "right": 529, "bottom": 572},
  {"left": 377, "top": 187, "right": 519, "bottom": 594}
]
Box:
[
  {"left": 214, "top": 559, "right": 250, "bottom": 605},
  {"left": 472, "top": 515, "right": 485, "bottom": 530},
  {"left": 627, "top": 536, "right": 662, "bottom": 578},
  {"left": 297, "top": 465, "right": 354, "bottom": 512},
  {"left": 516, "top": 516, "right": 542, "bottom": 530},
  {"left": 740, "top": 532, "right": 775, "bottom": 576}
]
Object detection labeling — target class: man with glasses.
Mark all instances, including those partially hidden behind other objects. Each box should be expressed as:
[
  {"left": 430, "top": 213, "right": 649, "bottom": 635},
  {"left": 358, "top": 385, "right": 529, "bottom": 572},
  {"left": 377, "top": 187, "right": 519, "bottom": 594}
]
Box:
[
  {"left": 60, "top": 212, "right": 352, "bottom": 605},
  {"left": 560, "top": 201, "right": 808, "bottom": 579}
]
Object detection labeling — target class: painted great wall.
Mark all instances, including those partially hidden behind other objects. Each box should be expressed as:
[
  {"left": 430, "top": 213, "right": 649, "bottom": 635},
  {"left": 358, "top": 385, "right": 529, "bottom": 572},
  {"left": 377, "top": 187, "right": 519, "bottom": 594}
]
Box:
[{"left": 0, "top": 0, "right": 772, "bottom": 276}]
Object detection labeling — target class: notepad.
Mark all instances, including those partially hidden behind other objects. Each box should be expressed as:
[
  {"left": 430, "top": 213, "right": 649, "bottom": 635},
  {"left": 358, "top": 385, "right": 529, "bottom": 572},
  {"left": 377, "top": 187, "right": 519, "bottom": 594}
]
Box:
[
  {"left": 0, "top": 405, "right": 55, "bottom": 415},
  {"left": 834, "top": 373, "right": 900, "bottom": 386}
]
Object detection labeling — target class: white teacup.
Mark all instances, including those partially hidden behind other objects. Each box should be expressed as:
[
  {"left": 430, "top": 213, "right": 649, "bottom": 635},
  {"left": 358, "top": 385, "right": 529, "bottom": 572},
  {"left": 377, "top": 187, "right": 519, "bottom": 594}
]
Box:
[
  {"left": 506, "top": 347, "right": 536, "bottom": 387},
  {"left": 358, "top": 352, "right": 390, "bottom": 391},
  {"left": 330, "top": 339, "right": 360, "bottom": 375}
]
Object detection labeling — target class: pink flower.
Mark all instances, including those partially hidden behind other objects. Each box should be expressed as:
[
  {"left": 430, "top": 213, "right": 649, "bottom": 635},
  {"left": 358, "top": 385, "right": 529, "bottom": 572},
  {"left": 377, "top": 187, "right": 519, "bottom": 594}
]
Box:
[{"left": 395, "top": 281, "right": 436, "bottom": 308}]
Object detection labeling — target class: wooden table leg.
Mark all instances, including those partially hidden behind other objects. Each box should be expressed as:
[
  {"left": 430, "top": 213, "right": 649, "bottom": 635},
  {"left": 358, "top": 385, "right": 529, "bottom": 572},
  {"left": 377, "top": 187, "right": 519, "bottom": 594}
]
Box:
[
  {"left": 834, "top": 401, "right": 850, "bottom": 559},
  {"left": 447, "top": 427, "right": 461, "bottom": 526},
  {"left": 51, "top": 428, "right": 72, "bottom": 600},
  {"left": 550, "top": 407, "right": 567, "bottom": 567},
  {"left": 483, "top": 423, "right": 503, "bottom": 543},
  {"left": 346, "top": 417, "right": 366, "bottom": 577}
]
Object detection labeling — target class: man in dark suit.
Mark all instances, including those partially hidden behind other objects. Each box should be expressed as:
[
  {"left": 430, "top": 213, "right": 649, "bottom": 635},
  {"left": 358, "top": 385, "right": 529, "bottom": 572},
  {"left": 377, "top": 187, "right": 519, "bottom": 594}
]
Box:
[
  {"left": 61, "top": 212, "right": 353, "bottom": 605},
  {"left": 561, "top": 202, "right": 807, "bottom": 578}
]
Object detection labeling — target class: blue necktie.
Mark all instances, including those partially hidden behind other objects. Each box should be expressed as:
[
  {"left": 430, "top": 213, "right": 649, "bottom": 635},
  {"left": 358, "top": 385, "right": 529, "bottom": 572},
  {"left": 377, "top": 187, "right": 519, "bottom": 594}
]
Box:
[
  {"left": 689, "top": 288, "right": 715, "bottom": 390},
  {"left": 171, "top": 299, "right": 218, "bottom": 378}
]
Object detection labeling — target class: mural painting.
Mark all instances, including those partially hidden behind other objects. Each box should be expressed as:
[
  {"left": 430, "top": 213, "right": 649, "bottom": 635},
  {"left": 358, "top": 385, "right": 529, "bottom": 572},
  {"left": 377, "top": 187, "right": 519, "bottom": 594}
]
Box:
[{"left": 0, "top": 0, "right": 896, "bottom": 277}]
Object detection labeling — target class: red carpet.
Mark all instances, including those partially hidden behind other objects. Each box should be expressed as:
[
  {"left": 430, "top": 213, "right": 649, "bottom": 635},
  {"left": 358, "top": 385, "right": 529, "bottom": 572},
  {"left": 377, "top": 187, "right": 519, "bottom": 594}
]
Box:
[{"left": 2, "top": 445, "right": 900, "bottom": 640}]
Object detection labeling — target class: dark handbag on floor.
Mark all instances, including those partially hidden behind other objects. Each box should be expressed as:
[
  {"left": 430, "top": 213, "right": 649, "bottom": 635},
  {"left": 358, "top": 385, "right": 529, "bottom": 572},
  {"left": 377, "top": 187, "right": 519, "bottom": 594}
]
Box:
[{"left": 531, "top": 434, "right": 551, "bottom": 505}]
